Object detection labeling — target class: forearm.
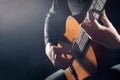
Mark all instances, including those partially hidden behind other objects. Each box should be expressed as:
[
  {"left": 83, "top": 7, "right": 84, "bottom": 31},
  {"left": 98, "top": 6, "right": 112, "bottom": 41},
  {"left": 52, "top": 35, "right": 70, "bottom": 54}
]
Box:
[{"left": 44, "top": 0, "right": 69, "bottom": 46}]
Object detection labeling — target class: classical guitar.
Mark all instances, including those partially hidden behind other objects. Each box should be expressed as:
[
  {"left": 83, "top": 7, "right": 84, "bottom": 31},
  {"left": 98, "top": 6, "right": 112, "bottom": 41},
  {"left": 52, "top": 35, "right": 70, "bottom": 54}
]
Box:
[{"left": 58, "top": 0, "right": 109, "bottom": 80}]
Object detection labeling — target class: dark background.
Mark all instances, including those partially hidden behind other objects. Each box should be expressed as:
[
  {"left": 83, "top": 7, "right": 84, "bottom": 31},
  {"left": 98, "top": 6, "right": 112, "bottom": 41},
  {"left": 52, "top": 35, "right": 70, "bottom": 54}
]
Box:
[
  {"left": 0, "top": 0, "right": 57, "bottom": 80},
  {"left": 0, "top": 0, "right": 120, "bottom": 80}
]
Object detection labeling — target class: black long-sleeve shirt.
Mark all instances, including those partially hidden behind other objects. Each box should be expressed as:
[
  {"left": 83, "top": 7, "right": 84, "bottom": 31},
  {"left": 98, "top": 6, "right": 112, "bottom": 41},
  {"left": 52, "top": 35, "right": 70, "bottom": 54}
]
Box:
[
  {"left": 44, "top": 0, "right": 120, "bottom": 45},
  {"left": 44, "top": 0, "right": 71, "bottom": 45},
  {"left": 44, "top": 0, "right": 91, "bottom": 45}
]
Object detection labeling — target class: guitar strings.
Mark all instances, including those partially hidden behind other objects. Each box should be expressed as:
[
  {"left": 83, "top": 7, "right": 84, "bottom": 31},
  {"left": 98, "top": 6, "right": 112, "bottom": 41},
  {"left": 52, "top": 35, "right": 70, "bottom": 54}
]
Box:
[{"left": 72, "top": 29, "right": 83, "bottom": 55}]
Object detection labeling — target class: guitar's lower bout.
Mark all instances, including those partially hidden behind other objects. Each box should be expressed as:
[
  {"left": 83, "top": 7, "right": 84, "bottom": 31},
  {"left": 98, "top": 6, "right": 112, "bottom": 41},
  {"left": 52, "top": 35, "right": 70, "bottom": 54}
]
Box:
[{"left": 62, "top": 16, "right": 97, "bottom": 80}]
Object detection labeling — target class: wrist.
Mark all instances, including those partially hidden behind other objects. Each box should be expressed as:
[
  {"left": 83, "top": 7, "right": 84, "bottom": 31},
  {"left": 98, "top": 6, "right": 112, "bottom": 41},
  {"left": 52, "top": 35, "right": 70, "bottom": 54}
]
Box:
[{"left": 108, "top": 34, "right": 120, "bottom": 49}]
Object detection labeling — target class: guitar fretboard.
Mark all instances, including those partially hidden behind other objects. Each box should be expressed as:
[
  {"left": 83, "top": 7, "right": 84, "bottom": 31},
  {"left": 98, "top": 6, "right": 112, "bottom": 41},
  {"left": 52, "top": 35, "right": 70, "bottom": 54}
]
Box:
[{"left": 90, "top": 0, "right": 107, "bottom": 19}]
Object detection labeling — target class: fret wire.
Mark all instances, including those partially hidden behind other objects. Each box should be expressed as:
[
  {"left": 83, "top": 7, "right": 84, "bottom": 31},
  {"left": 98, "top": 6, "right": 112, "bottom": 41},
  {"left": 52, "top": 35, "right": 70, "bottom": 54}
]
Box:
[
  {"left": 93, "top": 0, "right": 97, "bottom": 10},
  {"left": 94, "top": 0, "right": 101, "bottom": 15},
  {"left": 96, "top": 1, "right": 102, "bottom": 11},
  {"left": 92, "top": 0, "right": 106, "bottom": 19},
  {"left": 100, "top": 0, "right": 105, "bottom": 9},
  {"left": 94, "top": 1, "right": 99, "bottom": 10},
  {"left": 95, "top": 0, "right": 106, "bottom": 12}
]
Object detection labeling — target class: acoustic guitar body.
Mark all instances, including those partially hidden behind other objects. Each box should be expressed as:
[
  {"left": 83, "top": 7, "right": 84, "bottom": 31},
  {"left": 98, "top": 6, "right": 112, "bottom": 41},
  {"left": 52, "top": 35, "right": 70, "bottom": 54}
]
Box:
[{"left": 59, "top": 16, "right": 105, "bottom": 80}]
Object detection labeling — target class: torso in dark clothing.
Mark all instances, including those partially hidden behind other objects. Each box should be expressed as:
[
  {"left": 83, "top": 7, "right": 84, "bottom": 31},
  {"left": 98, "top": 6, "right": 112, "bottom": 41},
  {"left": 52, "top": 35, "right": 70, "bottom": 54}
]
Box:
[{"left": 44, "top": 0, "right": 120, "bottom": 45}]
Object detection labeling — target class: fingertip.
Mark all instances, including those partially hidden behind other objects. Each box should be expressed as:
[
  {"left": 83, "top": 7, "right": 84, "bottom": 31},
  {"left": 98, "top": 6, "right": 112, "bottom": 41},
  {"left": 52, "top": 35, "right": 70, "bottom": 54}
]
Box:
[
  {"left": 81, "top": 19, "right": 91, "bottom": 29},
  {"left": 103, "top": 10, "right": 106, "bottom": 16},
  {"left": 89, "top": 10, "right": 95, "bottom": 22}
]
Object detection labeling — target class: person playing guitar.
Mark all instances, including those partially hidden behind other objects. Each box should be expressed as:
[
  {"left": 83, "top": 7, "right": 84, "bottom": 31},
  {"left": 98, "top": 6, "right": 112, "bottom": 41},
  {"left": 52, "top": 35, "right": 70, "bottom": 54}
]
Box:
[{"left": 44, "top": 0, "right": 120, "bottom": 80}]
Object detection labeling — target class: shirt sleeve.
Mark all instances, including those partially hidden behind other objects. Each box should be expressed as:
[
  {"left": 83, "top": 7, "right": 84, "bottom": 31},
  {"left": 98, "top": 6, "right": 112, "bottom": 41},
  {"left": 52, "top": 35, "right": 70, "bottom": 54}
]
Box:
[{"left": 44, "top": 0, "right": 71, "bottom": 45}]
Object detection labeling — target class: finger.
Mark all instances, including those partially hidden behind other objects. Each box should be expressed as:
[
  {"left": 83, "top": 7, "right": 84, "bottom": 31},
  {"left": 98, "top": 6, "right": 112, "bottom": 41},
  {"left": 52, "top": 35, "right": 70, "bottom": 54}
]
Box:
[
  {"left": 94, "top": 19, "right": 104, "bottom": 29},
  {"left": 101, "top": 10, "right": 112, "bottom": 27},
  {"left": 52, "top": 46, "right": 63, "bottom": 56},
  {"left": 89, "top": 10, "right": 104, "bottom": 30},
  {"left": 60, "top": 48, "right": 70, "bottom": 54},
  {"left": 55, "top": 60, "right": 70, "bottom": 69},
  {"left": 55, "top": 58, "right": 73, "bottom": 69},
  {"left": 81, "top": 18, "right": 91, "bottom": 30},
  {"left": 89, "top": 10, "right": 99, "bottom": 27},
  {"left": 89, "top": 10, "right": 95, "bottom": 24},
  {"left": 55, "top": 62, "right": 69, "bottom": 69},
  {"left": 60, "top": 48, "right": 73, "bottom": 58}
]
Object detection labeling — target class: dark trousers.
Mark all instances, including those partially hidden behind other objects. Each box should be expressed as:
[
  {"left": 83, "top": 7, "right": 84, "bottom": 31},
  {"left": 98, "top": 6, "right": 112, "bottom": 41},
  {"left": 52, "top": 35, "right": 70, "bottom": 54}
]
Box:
[{"left": 45, "top": 64, "right": 120, "bottom": 80}]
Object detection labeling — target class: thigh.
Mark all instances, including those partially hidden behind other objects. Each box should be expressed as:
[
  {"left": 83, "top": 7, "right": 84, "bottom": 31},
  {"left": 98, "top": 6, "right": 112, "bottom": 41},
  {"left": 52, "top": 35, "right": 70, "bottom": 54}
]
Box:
[
  {"left": 85, "top": 64, "right": 120, "bottom": 80},
  {"left": 45, "top": 69, "right": 67, "bottom": 80}
]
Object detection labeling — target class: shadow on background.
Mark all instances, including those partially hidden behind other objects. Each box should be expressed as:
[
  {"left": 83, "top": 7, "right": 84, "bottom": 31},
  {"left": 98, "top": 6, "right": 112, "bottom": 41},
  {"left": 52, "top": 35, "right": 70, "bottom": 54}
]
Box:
[{"left": 0, "top": 0, "right": 57, "bottom": 80}]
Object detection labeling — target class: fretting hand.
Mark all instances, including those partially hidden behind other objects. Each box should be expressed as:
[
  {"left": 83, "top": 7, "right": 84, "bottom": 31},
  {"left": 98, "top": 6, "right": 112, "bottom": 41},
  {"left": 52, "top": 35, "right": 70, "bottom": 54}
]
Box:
[{"left": 81, "top": 10, "right": 120, "bottom": 49}]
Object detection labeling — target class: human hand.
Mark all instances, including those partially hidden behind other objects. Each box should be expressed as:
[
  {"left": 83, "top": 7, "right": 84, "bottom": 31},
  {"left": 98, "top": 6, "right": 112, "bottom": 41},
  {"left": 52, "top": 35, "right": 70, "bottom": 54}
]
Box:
[
  {"left": 81, "top": 10, "right": 120, "bottom": 49},
  {"left": 45, "top": 42, "right": 73, "bottom": 69}
]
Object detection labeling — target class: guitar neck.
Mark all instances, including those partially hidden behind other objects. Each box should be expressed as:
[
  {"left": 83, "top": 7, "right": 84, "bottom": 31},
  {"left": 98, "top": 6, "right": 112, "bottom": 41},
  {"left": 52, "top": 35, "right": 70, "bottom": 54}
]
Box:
[
  {"left": 89, "top": 0, "right": 107, "bottom": 19},
  {"left": 72, "top": 0, "right": 107, "bottom": 57}
]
